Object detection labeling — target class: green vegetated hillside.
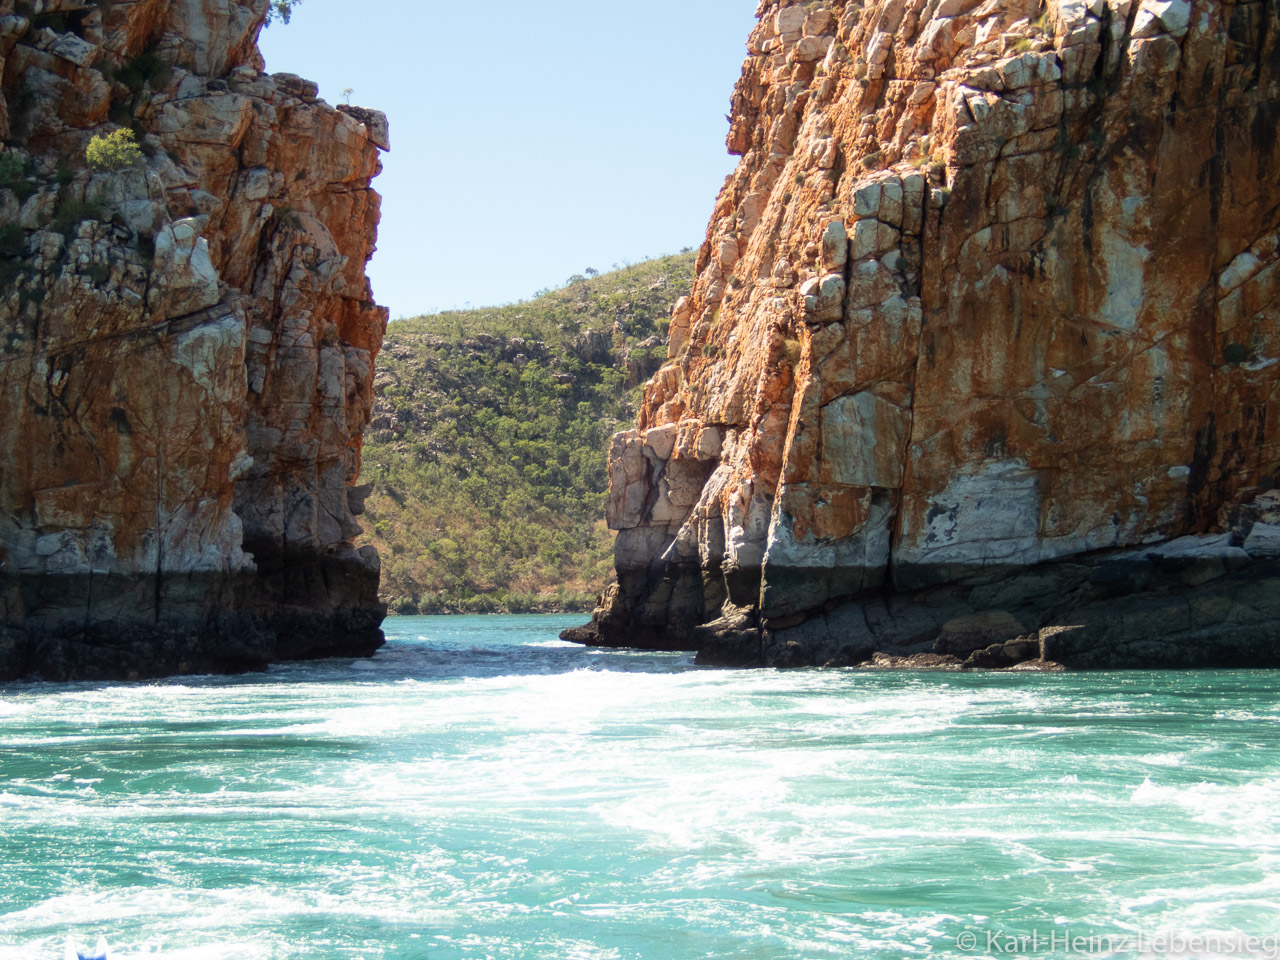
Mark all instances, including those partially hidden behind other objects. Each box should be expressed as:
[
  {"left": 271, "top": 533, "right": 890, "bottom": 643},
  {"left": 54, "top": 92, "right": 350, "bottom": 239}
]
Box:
[{"left": 359, "top": 253, "right": 696, "bottom": 614}]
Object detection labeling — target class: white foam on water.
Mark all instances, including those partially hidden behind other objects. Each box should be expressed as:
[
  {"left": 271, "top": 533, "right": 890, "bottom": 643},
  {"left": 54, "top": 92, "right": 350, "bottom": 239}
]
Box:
[
  {"left": 1215, "top": 709, "right": 1276, "bottom": 722},
  {"left": 131, "top": 945, "right": 270, "bottom": 960},
  {"left": 1130, "top": 775, "right": 1280, "bottom": 829},
  {"left": 1135, "top": 751, "right": 1189, "bottom": 767},
  {"left": 2, "top": 625, "right": 1279, "bottom": 958}
]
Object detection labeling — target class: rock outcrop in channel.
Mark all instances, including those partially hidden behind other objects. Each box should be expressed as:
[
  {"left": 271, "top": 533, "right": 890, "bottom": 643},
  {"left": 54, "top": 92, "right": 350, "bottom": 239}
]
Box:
[
  {"left": 0, "top": 0, "right": 389, "bottom": 680},
  {"left": 567, "top": 0, "right": 1280, "bottom": 669}
]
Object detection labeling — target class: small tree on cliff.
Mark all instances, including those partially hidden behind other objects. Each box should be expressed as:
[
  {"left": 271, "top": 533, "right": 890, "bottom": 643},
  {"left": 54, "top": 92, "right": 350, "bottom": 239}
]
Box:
[
  {"left": 265, "top": 0, "right": 302, "bottom": 24},
  {"left": 85, "top": 129, "right": 143, "bottom": 172}
]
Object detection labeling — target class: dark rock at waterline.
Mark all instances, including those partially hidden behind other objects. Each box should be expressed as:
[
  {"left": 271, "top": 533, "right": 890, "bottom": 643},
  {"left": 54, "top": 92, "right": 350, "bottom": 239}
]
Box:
[
  {"left": 0, "top": 547, "right": 385, "bottom": 682},
  {"left": 861, "top": 652, "right": 964, "bottom": 671},
  {"left": 563, "top": 539, "right": 1280, "bottom": 671}
]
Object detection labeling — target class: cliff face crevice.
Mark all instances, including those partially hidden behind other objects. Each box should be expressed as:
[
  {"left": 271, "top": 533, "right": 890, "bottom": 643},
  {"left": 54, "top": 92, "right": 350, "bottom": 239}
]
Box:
[
  {"left": 0, "top": 0, "right": 389, "bottom": 680},
  {"left": 570, "top": 0, "right": 1280, "bottom": 668}
]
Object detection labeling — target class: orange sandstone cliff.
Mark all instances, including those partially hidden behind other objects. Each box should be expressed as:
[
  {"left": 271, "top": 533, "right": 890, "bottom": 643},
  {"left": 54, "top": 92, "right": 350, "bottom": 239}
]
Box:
[
  {"left": 567, "top": 0, "right": 1280, "bottom": 668},
  {"left": 0, "top": 0, "right": 388, "bottom": 679}
]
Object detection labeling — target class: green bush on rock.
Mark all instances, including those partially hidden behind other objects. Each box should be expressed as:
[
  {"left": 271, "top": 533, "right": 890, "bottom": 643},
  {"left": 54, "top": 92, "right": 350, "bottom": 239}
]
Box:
[
  {"left": 50, "top": 199, "right": 103, "bottom": 239},
  {"left": 265, "top": 1, "right": 302, "bottom": 24},
  {"left": 0, "top": 152, "right": 22, "bottom": 182},
  {"left": 0, "top": 222, "right": 26, "bottom": 285},
  {"left": 0, "top": 151, "right": 36, "bottom": 202},
  {"left": 86, "top": 129, "right": 142, "bottom": 171}
]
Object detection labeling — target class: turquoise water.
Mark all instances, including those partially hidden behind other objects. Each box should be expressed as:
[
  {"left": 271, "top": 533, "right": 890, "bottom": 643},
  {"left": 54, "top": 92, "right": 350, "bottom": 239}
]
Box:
[{"left": 2, "top": 615, "right": 1279, "bottom": 959}]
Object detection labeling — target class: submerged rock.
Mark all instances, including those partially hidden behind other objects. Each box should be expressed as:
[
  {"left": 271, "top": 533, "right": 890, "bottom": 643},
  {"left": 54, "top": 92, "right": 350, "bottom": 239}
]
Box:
[
  {"left": 566, "top": 0, "right": 1280, "bottom": 670},
  {"left": 0, "top": 0, "right": 389, "bottom": 680}
]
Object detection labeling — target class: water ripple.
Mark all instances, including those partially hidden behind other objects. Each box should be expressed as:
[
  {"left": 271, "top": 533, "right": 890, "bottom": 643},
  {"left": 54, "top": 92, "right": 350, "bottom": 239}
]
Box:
[{"left": 1, "top": 615, "right": 1278, "bottom": 958}]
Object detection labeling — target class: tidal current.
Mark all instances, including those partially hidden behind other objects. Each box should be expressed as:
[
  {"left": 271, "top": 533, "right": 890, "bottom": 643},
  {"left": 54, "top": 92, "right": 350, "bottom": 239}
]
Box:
[{"left": 1, "top": 615, "right": 1278, "bottom": 959}]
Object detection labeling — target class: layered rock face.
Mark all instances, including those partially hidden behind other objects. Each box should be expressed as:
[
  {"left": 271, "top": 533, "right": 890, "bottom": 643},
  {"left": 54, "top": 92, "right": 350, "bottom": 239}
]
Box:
[
  {"left": 0, "top": 0, "right": 389, "bottom": 679},
  {"left": 569, "top": 0, "right": 1280, "bottom": 668}
]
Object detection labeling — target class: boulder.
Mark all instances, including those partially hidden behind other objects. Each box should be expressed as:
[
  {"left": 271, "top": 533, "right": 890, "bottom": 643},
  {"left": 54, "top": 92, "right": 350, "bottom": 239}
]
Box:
[{"left": 935, "top": 611, "right": 1027, "bottom": 656}]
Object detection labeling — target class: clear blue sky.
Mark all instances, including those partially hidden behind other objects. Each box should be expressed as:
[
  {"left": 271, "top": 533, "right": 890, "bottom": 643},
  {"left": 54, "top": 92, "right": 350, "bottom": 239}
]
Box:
[{"left": 258, "top": 0, "right": 759, "bottom": 319}]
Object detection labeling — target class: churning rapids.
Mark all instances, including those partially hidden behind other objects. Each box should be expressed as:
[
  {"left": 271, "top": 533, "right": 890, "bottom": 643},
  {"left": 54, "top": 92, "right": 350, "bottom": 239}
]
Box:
[{"left": 1, "top": 615, "right": 1278, "bottom": 959}]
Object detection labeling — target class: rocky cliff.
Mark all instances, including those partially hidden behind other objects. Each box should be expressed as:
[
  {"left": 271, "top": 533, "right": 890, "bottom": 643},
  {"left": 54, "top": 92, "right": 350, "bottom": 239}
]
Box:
[
  {"left": 0, "top": 0, "right": 389, "bottom": 680},
  {"left": 567, "top": 0, "right": 1280, "bottom": 668}
]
